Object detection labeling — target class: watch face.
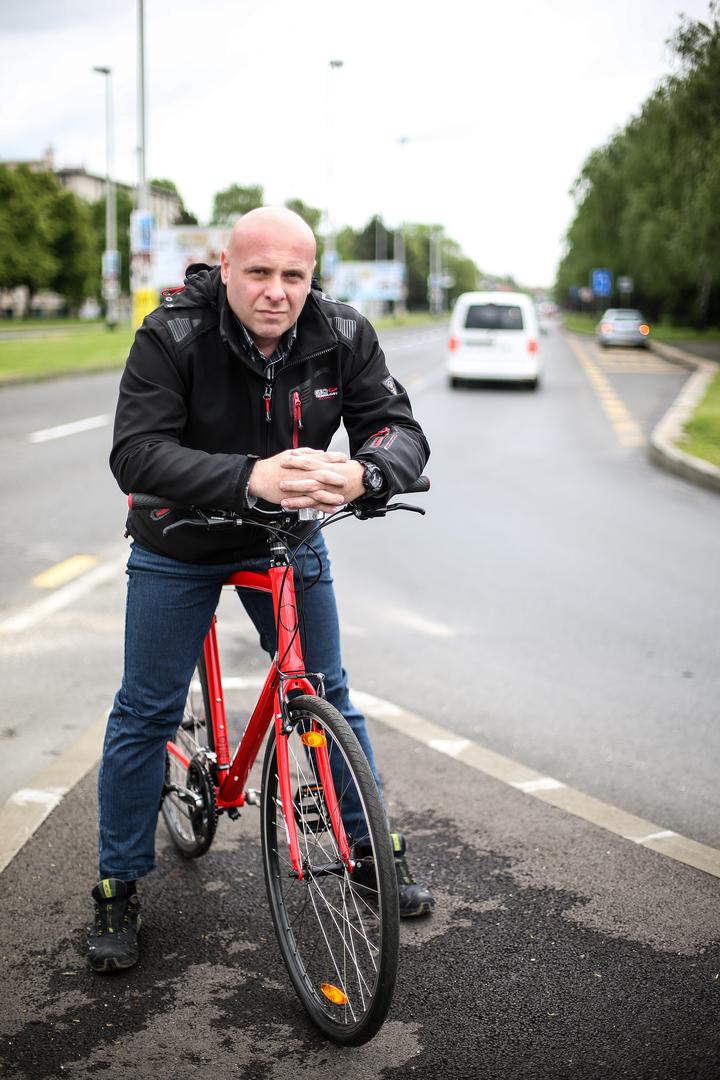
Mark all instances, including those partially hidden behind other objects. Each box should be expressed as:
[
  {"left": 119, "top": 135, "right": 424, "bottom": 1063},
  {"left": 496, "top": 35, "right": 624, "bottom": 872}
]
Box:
[{"left": 364, "top": 463, "right": 383, "bottom": 492}]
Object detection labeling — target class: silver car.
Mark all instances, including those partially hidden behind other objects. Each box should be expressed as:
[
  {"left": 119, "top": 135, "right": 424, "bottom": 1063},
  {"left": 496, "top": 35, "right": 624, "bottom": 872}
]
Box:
[{"left": 596, "top": 308, "right": 651, "bottom": 348}]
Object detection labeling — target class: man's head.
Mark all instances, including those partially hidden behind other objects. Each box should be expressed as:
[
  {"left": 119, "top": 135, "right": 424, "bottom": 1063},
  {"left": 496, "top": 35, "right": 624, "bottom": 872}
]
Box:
[{"left": 220, "top": 206, "right": 317, "bottom": 354}]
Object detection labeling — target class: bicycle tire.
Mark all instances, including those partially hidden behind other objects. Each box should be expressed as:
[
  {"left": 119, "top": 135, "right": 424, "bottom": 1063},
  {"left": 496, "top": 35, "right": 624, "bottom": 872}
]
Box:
[
  {"left": 260, "top": 695, "right": 399, "bottom": 1045},
  {"left": 161, "top": 654, "right": 218, "bottom": 858}
]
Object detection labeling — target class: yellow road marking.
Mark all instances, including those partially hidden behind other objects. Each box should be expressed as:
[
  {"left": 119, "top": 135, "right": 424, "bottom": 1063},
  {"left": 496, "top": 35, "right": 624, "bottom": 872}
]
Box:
[
  {"left": 32, "top": 555, "right": 98, "bottom": 589},
  {"left": 565, "top": 336, "right": 645, "bottom": 447}
]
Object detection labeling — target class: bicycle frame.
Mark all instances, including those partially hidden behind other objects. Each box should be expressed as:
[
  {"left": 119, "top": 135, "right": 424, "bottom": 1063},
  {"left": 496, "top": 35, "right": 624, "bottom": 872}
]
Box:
[{"left": 167, "top": 561, "right": 351, "bottom": 879}]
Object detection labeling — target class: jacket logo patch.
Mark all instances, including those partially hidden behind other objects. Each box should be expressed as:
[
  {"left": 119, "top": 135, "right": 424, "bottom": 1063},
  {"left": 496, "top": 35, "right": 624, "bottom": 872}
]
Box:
[
  {"left": 314, "top": 387, "right": 339, "bottom": 400},
  {"left": 333, "top": 317, "right": 357, "bottom": 341},
  {"left": 167, "top": 317, "right": 201, "bottom": 343},
  {"left": 382, "top": 376, "right": 398, "bottom": 395}
]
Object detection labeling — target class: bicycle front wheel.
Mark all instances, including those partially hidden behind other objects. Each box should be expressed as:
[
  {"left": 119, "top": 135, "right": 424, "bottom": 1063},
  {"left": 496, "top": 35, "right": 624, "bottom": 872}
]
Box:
[
  {"left": 261, "top": 695, "right": 399, "bottom": 1046},
  {"left": 161, "top": 655, "right": 218, "bottom": 858}
]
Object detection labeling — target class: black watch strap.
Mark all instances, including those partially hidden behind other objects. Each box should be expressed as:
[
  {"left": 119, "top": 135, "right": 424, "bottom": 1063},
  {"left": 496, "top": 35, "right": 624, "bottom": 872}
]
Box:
[{"left": 358, "top": 459, "right": 386, "bottom": 496}]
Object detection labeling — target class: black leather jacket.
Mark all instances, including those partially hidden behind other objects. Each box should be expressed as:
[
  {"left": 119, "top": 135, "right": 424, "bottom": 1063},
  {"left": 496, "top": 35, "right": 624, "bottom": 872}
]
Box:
[{"left": 110, "top": 264, "right": 430, "bottom": 562}]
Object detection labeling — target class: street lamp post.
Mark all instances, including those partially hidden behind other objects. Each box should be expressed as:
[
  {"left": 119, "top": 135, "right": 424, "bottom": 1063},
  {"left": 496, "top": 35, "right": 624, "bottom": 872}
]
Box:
[
  {"left": 93, "top": 65, "right": 119, "bottom": 328},
  {"left": 322, "top": 59, "right": 344, "bottom": 292}
]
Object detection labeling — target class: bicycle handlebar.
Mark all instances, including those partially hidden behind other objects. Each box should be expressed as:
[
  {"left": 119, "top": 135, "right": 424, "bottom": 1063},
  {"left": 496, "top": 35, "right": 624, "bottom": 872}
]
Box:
[{"left": 128, "top": 475, "right": 430, "bottom": 515}]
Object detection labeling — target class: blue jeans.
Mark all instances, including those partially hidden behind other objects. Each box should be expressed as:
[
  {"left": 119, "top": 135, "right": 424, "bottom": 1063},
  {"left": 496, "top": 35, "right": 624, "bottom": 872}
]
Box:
[{"left": 98, "top": 536, "right": 381, "bottom": 879}]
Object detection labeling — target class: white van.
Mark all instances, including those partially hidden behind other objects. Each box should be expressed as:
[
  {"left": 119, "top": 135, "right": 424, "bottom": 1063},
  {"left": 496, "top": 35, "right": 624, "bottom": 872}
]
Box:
[{"left": 446, "top": 291, "right": 542, "bottom": 390}]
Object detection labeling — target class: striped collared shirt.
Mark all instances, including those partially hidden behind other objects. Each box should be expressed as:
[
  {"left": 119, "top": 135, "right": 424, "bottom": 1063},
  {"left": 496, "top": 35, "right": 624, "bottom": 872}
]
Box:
[{"left": 236, "top": 317, "right": 298, "bottom": 376}]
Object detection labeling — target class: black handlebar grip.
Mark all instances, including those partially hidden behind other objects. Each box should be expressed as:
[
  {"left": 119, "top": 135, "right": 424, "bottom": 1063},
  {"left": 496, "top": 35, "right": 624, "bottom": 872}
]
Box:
[
  {"left": 129, "top": 492, "right": 180, "bottom": 511},
  {"left": 403, "top": 476, "right": 431, "bottom": 494}
]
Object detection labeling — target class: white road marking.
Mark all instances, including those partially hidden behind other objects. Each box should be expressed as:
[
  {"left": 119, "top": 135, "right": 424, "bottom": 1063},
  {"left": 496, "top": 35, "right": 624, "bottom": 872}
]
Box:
[
  {"left": 354, "top": 689, "right": 720, "bottom": 880},
  {"left": 28, "top": 414, "right": 111, "bottom": 443},
  {"left": 3, "top": 685, "right": 720, "bottom": 881},
  {"left": 387, "top": 608, "right": 455, "bottom": 638},
  {"left": 0, "top": 555, "right": 126, "bottom": 634},
  {"left": 512, "top": 776, "right": 567, "bottom": 793},
  {"left": 428, "top": 737, "right": 471, "bottom": 758},
  {"left": 8, "top": 786, "right": 68, "bottom": 807}
]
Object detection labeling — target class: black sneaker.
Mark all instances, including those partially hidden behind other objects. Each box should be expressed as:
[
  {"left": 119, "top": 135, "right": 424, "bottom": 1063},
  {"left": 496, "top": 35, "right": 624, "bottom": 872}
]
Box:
[
  {"left": 87, "top": 878, "right": 140, "bottom": 972},
  {"left": 391, "top": 832, "right": 434, "bottom": 918},
  {"left": 352, "top": 833, "right": 434, "bottom": 917}
]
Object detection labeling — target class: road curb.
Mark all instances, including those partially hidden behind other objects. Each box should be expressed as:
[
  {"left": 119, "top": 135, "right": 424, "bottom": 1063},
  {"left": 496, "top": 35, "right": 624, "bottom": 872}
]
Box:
[{"left": 648, "top": 341, "right": 720, "bottom": 494}]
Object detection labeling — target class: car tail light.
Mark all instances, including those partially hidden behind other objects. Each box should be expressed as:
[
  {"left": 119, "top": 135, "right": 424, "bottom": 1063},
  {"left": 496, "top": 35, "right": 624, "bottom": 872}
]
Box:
[
  {"left": 448, "top": 335, "right": 459, "bottom": 352},
  {"left": 639, "top": 324, "right": 650, "bottom": 336},
  {"left": 601, "top": 322, "right": 613, "bottom": 334},
  {"left": 527, "top": 339, "right": 539, "bottom": 354}
]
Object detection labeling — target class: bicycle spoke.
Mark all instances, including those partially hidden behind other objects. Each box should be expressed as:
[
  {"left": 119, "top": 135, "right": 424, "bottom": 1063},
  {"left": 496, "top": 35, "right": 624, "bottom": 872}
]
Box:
[{"left": 261, "top": 696, "right": 399, "bottom": 1044}]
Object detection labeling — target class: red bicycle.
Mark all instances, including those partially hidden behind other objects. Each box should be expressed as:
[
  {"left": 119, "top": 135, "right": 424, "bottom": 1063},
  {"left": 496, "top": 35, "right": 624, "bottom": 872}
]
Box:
[{"left": 130, "top": 481, "right": 428, "bottom": 1045}]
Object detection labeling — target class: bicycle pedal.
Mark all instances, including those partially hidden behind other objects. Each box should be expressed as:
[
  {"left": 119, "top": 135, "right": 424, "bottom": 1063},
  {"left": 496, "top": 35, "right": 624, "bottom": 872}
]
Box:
[{"left": 294, "top": 783, "right": 331, "bottom": 834}]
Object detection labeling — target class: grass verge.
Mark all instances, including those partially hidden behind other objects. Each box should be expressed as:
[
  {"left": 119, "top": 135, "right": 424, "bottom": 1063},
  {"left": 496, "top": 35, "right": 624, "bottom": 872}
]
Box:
[
  {"left": 677, "top": 368, "right": 720, "bottom": 468},
  {"left": 0, "top": 311, "right": 447, "bottom": 385},
  {"left": 0, "top": 326, "right": 134, "bottom": 383}
]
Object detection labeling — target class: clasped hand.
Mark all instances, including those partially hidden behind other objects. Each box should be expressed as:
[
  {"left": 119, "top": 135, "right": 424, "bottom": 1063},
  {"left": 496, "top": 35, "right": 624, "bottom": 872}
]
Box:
[{"left": 248, "top": 448, "right": 365, "bottom": 510}]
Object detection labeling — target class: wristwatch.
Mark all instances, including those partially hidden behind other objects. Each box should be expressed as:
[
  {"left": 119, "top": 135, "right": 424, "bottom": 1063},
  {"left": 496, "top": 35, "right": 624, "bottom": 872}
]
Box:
[{"left": 358, "top": 459, "right": 386, "bottom": 496}]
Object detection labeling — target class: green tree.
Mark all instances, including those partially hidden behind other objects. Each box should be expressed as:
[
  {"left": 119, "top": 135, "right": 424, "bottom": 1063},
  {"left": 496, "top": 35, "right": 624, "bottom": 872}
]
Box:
[
  {"left": 284, "top": 198, "right": 322, "bottom": 234},
  {"left": 50, "top": 190, "right": 97, "bottom": 312},
  {"left": 150, "top": 178, "right": 198, "bottom": 225},
  {"left": 556, "top": 2, "right": 720, "bottom": 325},
  {"left": 0, "top": 166, "right": 59, "bottom": 297},
  {"left": 211, "top": 183, "right": 264, "bottom": 224}
]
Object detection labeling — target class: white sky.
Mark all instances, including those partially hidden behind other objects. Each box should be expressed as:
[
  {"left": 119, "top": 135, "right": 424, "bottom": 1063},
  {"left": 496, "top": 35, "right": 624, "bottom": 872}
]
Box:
[{"left": 0, "top": 0, "right": 713, "bottom": 286}]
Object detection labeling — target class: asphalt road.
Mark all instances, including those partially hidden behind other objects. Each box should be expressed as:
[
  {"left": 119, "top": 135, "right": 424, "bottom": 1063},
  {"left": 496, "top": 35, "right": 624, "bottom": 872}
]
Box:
[{"left": 1, "top": 321, "right": 719, "bottom": 1077}]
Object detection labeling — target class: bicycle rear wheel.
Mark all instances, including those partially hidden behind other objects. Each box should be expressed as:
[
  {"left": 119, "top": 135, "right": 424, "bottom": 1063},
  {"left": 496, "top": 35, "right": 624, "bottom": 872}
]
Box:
[
  {"left": 261, "top": 695, "right": 399, "bottom": 1045},
  {"left": 161, "top": 655, "right": 218, "bottom": 858}
]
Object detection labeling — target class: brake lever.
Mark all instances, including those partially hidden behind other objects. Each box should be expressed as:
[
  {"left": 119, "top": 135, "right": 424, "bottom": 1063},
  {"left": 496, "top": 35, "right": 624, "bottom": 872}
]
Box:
[
  {"left": 349, "top": 501, "right": 425, "bottom": 521},
  {"left": 163, "top": 515, "right": 240, "bottom": 535}
]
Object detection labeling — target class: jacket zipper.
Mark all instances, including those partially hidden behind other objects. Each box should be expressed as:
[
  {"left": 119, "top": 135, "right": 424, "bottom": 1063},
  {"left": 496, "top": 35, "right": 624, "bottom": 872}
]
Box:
[
  {"left": 259, "top": 345, "right": 334, "bottom": 456},
  {"left": 291, "top": 391, "right": 303, "bottom": 449},
  {"left": 263, "top": 367, "right": 276, "bottom": 457}
]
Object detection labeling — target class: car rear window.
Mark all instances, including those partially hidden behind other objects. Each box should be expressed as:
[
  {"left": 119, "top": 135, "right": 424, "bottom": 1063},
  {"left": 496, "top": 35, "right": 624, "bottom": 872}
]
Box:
[
  {"left": 613, "top": 311, "right": 642, "bottom": 320},
  {"left": 464, "top": 304, "right": 524, "bottom": 331}
]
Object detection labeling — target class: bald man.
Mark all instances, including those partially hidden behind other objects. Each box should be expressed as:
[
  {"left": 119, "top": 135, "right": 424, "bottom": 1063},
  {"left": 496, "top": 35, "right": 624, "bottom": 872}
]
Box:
[{"left": 90, "top": 207, "right": 432, "bottom": 973}]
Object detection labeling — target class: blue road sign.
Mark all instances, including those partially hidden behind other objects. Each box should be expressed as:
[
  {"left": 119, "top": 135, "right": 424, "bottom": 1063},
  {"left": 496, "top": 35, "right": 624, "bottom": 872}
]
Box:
[{"left": 591, "top": 268, "right": 613, "bottom": 297}]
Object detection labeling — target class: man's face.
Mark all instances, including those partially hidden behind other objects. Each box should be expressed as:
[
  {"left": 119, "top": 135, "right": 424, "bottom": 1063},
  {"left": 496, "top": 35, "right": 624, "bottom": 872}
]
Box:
[{"left": 220, "top": 223, "right": 315, "bottom": 352}]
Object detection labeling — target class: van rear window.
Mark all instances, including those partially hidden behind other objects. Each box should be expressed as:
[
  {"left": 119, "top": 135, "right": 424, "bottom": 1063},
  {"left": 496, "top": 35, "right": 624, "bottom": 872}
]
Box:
[{"left": 465, "top": 304, "right": 524, "bottom": 331}]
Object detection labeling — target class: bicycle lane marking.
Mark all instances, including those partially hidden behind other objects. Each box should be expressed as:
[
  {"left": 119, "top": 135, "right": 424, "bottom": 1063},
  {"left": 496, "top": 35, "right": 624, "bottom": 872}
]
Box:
[{"left": 351, "top": 689, "right": 720, "bottom": 881}]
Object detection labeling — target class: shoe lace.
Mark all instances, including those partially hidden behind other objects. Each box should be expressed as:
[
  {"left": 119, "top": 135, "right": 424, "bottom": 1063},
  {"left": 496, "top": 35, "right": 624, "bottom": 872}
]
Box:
[{"left": 93, "top": 897, "right": 131, "bottom": 937}]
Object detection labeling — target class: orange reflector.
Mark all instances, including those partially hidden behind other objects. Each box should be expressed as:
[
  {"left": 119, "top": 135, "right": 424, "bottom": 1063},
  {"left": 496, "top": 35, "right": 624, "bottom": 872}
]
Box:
[
  {"left": 448, "top": 335, "right": 459, "bottom": 352},
  {"left": 527, "top": 339, "right": 539, "bottom": 354},
  {"left": 639, "top": 324, "right": 650, "bottom": 335},
  {"left": 320, "top": 982, "right": 348, "bottom": 1005},
  {"left": 601, "top": 323, "right": 613, "bottom": 333},
  {"left": 300, "top": 731, "right": 327, "bottom": 748}
]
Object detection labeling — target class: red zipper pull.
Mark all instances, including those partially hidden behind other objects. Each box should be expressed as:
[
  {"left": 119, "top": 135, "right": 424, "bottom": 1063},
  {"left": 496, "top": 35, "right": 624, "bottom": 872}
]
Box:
[
  {"left": 292, "top": 390, "right": 303, "bottom": 449},
  {"left": 263, "top": 382, "right": 273, "bottom": 423}
]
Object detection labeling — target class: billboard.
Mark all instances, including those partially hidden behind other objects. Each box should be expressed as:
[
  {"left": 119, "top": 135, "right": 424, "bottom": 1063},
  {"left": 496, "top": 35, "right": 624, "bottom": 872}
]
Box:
[
  {"left": 331, "top": 261, "right": 406, "bottom": 303},
  {"left": 152, "top": 226, "right": 231, "bottom": 291}
]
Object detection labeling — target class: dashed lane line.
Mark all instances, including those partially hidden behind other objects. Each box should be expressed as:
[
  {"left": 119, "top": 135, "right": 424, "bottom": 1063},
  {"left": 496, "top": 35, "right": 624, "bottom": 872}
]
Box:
[
  {"left": 352, "top": 689, "right": 720, "bottom": 881},
  {"left": 28, "top": 414, "right": 111, "bottom": 443},
  {"left": 32, "top": 554, "right": 98, "bottom": 589}
]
